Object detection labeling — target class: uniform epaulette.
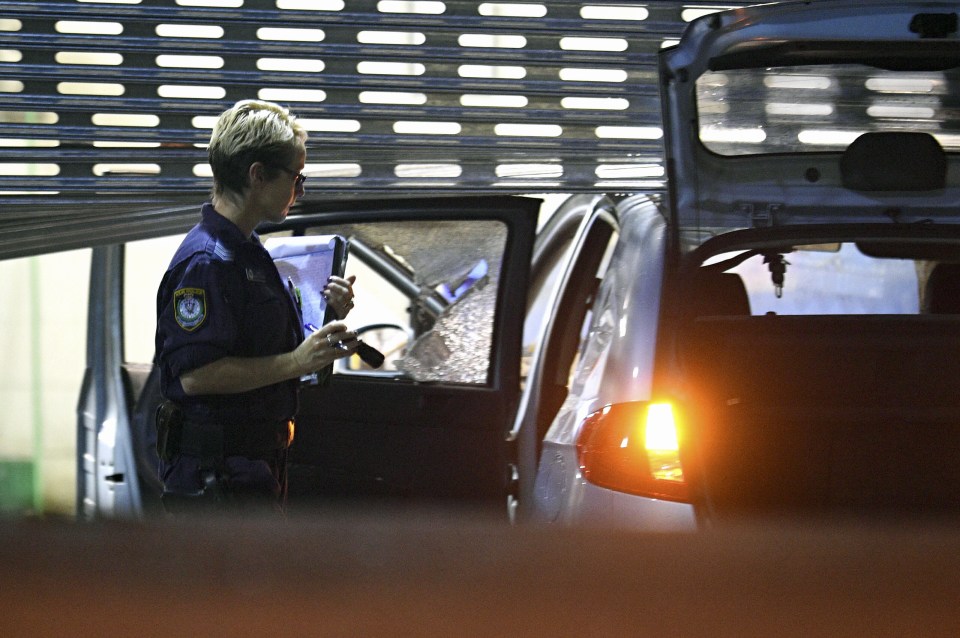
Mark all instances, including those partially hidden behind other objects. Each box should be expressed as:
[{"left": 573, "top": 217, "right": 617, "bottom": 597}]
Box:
[{"left": 211, "top": 240, "right": 235, "bottom": 262}]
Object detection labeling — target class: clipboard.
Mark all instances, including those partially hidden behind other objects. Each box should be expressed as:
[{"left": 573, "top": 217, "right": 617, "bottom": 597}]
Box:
[{"left": 265, "top": 234, "right": 349, "bottom": 385}]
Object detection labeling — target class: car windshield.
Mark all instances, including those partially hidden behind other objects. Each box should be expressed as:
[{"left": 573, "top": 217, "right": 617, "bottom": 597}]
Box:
[
  {"left": 706, "top": 243, "right": 920, "bottom": 315},
  {"left": 697, "top": 63, "right": 960, "bottom": 156}
]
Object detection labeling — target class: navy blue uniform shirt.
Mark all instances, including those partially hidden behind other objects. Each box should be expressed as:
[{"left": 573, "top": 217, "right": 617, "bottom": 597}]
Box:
[{"left": 155, "top": 203, "right": 303, "bottom": 425}]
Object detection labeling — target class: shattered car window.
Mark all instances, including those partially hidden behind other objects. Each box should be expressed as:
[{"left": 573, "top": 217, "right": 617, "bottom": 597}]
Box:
[{"left": 295, "top": 219, "right": 507, "bottom": 385}]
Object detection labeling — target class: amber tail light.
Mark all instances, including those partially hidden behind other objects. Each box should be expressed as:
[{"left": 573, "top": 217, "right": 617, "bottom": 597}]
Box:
[{"left": 576, "top": 401, "right": 690, "bottom": 502}]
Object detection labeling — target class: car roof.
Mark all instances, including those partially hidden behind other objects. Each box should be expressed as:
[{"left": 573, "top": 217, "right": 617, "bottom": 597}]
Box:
[{"left": 660, "top": 0, "right": 960, "bottom": 236}]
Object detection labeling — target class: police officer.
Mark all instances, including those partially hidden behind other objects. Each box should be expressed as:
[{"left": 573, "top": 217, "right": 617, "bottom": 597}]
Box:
[{"left": 155, "top": 99, "right": 358, "bottom": 515}]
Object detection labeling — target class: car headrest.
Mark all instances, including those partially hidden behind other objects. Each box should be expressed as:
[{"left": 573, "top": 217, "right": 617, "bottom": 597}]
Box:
[
  {"left": 692, "top": 271, "right": 751, "bottom": 317},
  {"left": 924, "top": 262, "right": 960, "bottom": 314},
  {"left": 840, "top": 132, "right": 946, "bottom": 192}
]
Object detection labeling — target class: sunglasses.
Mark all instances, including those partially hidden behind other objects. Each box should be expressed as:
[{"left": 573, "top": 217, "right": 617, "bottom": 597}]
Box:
[{"left": 268, "top": 163, "right": 307, "bottom": 191}]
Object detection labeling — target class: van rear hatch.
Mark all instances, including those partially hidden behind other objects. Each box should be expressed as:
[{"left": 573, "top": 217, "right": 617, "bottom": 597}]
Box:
[
  {"left": 660, "top": 0, "right": 960, "bottom": 234},
  {"left": 655, "top": 0, "right": 960, "bottom": 519}
]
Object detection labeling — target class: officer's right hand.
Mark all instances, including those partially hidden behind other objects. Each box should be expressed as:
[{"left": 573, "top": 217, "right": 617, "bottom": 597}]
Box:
[{"left": 292, "top": 321, "right": 359, "bottom": 374}]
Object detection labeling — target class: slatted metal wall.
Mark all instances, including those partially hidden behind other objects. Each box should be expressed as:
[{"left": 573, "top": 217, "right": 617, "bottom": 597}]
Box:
[{"left": 0, "top": 0, "right": 753, "bottom": 256}]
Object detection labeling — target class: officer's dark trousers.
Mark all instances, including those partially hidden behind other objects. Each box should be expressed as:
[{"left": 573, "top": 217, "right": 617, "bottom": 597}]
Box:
[{"left": 160, "top": 447, "right": 289, "bottom": 517}]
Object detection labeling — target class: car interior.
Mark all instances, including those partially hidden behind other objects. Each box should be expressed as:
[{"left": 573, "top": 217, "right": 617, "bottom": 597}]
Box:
[{"left": 663, "top": 131, "right": 960, "bottom": 518}]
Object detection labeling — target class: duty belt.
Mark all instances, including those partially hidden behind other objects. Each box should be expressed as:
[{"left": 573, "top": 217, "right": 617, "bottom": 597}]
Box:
[{"left": 178, "top": 419, "right": 293, "bottom": 460}]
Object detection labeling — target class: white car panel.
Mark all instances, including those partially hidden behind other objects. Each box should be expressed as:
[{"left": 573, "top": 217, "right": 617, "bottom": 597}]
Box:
[{"left": 532, "top": 195, "right": 691, "bottom": 529}]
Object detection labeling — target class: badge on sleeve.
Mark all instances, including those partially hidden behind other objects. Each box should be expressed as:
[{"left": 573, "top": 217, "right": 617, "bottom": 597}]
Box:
[{"left": 174, "top": 287, "right": 206, "bottom": 331}]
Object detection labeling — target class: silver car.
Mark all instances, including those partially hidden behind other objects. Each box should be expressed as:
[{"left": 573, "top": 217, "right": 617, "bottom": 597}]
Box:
[{"left": 526, "top": 0, "right": 960, "bottom": 528}]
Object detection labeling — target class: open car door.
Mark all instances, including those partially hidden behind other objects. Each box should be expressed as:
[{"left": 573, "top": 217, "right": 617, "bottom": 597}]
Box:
[
  {"left": 79, "top": 195, "right": 539, "bottom": 519},
  {"left": 280, "top": 196, "right": 539, "bottom": 513}
]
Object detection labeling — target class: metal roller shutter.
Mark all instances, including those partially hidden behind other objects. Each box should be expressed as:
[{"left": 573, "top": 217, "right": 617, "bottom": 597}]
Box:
[{"left": 0, "top": 0, "right": 751, "bottom": 257}]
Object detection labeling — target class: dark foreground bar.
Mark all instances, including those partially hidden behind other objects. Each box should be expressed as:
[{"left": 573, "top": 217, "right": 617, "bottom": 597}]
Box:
[{"left": 3, "top": 509, "right": 960, "bottom": 637}]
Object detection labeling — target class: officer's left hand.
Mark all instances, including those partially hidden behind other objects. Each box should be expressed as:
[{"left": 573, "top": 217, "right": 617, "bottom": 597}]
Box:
[{"left": 324, "top": 274, "right": 356, "bottom": 319}]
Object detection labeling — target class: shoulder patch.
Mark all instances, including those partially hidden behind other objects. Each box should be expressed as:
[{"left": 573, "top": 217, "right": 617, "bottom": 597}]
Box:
[{"left": 174, "top": 288, "right": 207, "bottom": 331}]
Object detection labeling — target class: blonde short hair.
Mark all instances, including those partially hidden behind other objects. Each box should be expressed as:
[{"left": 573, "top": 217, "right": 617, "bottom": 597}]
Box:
[{"left": 208, "top": 100, "right": 307, "bottom": 196}]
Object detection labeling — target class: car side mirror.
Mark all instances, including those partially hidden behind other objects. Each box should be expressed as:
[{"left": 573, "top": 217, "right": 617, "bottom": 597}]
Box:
[{"left": 338, "top": 323, "right": 408, "bottom": 373}]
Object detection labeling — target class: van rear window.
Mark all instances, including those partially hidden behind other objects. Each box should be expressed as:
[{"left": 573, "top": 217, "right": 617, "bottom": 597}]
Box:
[{"left": 696, "top": 64, "right": 960, "bottom": 156}]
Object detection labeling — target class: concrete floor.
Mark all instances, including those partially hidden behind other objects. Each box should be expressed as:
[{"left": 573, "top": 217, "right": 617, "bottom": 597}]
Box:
[{"left": 3, "top": 510, "right": 960, "bottom": 637}]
